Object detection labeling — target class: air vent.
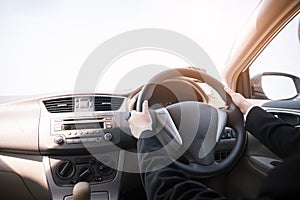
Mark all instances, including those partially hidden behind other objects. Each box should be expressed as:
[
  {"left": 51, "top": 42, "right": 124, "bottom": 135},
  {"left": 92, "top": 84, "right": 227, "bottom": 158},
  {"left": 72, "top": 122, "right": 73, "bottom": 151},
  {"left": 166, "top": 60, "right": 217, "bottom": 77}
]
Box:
[
  {"left": 43, "top": 97, "right": 74, "bottom": 113},
  {"left": 95, "top": 97, "right": 124, "bottom": 111}
]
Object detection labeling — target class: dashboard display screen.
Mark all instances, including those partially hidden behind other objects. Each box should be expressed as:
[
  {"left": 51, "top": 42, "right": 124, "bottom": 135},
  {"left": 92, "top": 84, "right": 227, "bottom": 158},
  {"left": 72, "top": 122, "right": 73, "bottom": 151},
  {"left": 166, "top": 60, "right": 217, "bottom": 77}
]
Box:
[{"left": 63, "top": 122, "right": 104, "bottom": 130}]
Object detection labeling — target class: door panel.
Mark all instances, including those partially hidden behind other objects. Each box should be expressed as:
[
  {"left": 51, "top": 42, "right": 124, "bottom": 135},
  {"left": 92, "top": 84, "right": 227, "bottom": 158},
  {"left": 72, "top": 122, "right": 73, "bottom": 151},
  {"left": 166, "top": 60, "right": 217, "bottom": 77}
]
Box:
[
  {"left": 226, "top": 132, "right": 280, "bottom": 198},
  {"left": 227, "top": 101, "right": 300, "bottom": 198}
]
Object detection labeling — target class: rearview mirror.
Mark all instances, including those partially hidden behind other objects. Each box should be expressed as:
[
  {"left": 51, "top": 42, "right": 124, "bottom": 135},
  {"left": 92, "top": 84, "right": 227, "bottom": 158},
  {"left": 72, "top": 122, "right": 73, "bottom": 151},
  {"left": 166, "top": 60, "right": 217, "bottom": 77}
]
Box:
[{"left": 251, "top": 72, "right": 300, "bottom": 100}]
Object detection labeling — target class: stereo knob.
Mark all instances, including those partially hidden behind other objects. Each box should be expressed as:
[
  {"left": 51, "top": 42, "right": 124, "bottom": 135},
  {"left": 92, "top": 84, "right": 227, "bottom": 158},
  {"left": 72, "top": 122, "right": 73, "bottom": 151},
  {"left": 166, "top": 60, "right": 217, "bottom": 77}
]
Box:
[
  {"left": 54, "top": 136, "right": 64, "bottom": 145},
  {"left": 104, "top": 133, "right": 112, "bottom": 141},
  {"left": 56, "top": 160, "right": 75, "bottom": 180}
]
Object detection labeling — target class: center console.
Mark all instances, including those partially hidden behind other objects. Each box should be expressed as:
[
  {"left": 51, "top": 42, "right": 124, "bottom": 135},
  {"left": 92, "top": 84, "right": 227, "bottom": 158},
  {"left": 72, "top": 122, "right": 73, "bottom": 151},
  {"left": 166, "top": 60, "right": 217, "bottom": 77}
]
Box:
[{"left": 39, "top": 95, "right": 130, "bottom": 200}]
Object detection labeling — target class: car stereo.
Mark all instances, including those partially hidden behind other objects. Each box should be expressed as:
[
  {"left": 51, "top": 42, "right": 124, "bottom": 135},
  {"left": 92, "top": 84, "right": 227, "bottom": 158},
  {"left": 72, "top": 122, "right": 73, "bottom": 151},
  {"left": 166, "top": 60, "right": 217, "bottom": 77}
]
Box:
[{"left": 50, "top": 116, "right": 115, "bottom": 145}]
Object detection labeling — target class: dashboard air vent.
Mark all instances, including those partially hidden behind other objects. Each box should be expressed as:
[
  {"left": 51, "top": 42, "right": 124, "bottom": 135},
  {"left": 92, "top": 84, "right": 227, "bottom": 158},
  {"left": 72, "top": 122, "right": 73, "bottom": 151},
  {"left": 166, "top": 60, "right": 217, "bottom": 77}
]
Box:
[
  {"left": 43, "top": 97, "right": 74, "bottom": 113},
  {"left": 95, "top": 97, "right": 124, "bottom": 111}
]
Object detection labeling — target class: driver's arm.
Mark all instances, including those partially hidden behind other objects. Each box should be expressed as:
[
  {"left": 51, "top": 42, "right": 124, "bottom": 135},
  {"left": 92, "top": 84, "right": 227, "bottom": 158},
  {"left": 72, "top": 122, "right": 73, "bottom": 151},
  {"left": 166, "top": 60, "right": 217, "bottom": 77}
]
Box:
[
  {"left": 129, "top": 101, "right": 228, "bottom": 200},
  {"left": 138, "top": 132, "right": 230, "bottom": 200},
  {"left": 225, "top": 87, "right": 300, "bottom": 158}
]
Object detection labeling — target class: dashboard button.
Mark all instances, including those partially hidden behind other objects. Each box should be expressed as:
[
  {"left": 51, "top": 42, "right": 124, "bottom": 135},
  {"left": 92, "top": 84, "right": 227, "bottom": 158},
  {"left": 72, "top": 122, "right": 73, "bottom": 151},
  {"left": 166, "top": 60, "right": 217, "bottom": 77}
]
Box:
[
  {"left": 66, "top": 139, "right": 81, "bottom": 144},
  {"left": 54, "top": 124, "right": 62, "bottom": 131},
  {"left": 106, "top": 124, "right": 112, "bottom": 129}
]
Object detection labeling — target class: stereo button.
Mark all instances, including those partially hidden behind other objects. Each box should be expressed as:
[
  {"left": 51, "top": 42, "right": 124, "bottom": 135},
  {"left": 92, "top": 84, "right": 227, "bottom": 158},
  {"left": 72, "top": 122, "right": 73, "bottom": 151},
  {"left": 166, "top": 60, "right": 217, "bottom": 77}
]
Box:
[
  {"left": 106, "top": 124, "right": 112, "bottom": 129},
  {"left": 66, "top": 139, "right": 81, "bottom": 144},
  {"left": 54, "top": 124, "right": 62, "bottom": 131}
]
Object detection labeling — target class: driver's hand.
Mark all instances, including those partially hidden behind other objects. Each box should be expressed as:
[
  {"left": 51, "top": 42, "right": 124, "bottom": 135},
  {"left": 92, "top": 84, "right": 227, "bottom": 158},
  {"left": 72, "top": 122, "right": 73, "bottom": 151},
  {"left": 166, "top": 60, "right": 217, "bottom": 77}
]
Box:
[
  {"left": 224, "top": 87, "right": 252, "bottom": 114},
  {"left": 128, "top": 100, "right": 153, "bottom": 139}
]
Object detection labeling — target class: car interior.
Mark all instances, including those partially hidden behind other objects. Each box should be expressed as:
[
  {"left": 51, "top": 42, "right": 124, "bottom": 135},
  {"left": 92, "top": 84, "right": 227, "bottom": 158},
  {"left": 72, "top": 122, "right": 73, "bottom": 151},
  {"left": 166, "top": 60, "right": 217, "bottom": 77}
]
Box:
[{"left": 0, "top": 0, "right": 299, "bottom": 200}]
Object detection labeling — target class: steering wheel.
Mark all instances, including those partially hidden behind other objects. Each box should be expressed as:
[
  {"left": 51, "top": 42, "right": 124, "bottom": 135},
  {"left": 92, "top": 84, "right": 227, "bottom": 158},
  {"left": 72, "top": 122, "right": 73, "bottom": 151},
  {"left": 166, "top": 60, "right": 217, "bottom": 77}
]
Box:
[{"left": 137, "top": 68, "right": 246, "bottom": 177}]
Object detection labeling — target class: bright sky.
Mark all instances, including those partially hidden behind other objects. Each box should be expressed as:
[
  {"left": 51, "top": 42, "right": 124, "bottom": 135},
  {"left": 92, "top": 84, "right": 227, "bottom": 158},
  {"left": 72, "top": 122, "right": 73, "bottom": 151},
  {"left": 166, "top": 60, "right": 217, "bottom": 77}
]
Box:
[{"left": 0, "top": 0, "right": 260, "bottom": 95}]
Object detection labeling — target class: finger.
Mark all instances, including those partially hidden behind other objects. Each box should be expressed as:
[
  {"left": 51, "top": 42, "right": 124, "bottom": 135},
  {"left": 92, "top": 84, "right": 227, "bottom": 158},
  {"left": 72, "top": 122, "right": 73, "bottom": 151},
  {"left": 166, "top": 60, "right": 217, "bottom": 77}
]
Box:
[
  {"left": 128, "top": 97, "right": 136, "bottom": 111},
  {"left": 125, "top": 112, "right": 131, "bottom": 121},
  {"left": 224, "top": 86, "right": 235, "bottom": 97},
  {"left": 127, "top": 110, "right": 137, "bottom": 122},
  {"left": 142, "top": 100, "right": 149, "bottom": 114}
]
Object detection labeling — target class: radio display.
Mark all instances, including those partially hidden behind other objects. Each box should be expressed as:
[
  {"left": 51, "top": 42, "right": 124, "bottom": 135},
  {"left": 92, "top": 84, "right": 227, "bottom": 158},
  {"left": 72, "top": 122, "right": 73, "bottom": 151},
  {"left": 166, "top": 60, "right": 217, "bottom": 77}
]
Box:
[{"left": 63, "top": 122, "right": 104, "bottom": 130}]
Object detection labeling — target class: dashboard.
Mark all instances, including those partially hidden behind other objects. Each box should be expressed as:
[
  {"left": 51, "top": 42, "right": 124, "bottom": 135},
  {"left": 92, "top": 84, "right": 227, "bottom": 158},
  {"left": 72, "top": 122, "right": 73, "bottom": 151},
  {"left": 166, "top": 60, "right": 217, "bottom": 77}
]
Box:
[{"left": 0, "top": 78, "right": 235, "bottom": 200}]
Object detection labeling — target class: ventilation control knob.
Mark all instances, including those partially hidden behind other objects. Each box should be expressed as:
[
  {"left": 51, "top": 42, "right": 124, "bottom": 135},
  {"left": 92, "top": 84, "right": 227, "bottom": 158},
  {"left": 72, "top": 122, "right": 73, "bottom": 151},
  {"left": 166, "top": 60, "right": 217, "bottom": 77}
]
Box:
[
  {"left": 56, "top": 160, "right": 75, "bottom": 180},
  {"left": 78, "top": 167, "right": 95, "bottom": 182}
]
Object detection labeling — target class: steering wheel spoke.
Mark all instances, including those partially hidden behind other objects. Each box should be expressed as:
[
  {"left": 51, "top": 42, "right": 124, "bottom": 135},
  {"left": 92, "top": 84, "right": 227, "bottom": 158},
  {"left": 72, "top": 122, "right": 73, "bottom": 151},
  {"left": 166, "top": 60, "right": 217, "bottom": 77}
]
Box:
[
  {"left": 155, "top": 108, "right": 183, "bottom": 145},
  {"left": 216, "top": 109, "right": 227, "bottom": 143}
]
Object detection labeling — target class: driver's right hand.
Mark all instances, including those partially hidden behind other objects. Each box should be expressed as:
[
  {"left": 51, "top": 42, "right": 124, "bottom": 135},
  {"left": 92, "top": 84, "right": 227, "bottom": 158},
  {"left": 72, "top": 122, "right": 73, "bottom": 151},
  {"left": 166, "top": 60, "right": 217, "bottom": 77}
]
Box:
[{"left": 224, "top": 87, "right": 253, "bottom": 114}]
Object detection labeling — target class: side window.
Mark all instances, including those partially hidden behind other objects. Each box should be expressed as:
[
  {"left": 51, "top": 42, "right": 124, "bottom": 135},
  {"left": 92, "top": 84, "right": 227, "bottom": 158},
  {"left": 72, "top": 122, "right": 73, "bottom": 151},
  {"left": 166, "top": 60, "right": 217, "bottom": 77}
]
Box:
[{"left": 249, "top": 13, "right": 300, "bottom": 100}]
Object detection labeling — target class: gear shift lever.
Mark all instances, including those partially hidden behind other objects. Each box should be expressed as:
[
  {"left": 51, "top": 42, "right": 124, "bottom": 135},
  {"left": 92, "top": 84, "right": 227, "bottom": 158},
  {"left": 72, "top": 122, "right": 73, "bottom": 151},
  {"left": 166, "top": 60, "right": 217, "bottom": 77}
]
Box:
[{"left": 73, "top": 182, "right": 91, "bottom": 200}]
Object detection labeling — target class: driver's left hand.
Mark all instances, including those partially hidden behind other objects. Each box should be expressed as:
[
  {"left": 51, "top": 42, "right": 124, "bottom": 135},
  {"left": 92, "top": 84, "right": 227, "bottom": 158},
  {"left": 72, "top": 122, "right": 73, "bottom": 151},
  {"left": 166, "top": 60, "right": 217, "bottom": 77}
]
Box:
[{"left": 128, "top": 100, "right": 153, "bottom": 139}]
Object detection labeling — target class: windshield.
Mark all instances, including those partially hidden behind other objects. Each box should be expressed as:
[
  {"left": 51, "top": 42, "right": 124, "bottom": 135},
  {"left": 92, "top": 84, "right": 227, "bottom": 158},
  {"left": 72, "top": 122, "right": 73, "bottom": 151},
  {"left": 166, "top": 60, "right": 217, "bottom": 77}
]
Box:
[{"left": 0, "top": 0, "right": 259, "bottom": 96}]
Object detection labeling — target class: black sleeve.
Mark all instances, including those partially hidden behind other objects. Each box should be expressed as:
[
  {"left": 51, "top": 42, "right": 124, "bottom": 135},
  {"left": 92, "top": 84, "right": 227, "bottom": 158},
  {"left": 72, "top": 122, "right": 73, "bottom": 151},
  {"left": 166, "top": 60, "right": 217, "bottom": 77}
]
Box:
[
  {"left": 137, "top": 130, "right": 229, "bottom": 200},
  {"left": 136, "top": 131, "right": 269, "bottom": 200},
  {"left": 245, "top": 107, "right": 300, "bottom": 158},
  {"left": 136, "top": 107, "right": 300, "bottom": 200}
]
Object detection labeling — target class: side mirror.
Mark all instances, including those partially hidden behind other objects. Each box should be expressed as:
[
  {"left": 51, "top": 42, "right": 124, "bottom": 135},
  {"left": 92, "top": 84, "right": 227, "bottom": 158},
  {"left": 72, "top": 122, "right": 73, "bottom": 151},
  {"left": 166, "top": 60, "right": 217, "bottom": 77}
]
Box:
[{"left": 250, "top": 72, "right": 300, "bottom": 100}]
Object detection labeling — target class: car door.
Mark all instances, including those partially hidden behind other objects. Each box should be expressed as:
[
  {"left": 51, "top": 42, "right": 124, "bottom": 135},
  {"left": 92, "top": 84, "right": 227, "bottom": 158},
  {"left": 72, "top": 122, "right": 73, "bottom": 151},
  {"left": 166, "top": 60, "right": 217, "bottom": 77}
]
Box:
[{"left": 226, "top": 11, "right": 300, "bottom": 198}]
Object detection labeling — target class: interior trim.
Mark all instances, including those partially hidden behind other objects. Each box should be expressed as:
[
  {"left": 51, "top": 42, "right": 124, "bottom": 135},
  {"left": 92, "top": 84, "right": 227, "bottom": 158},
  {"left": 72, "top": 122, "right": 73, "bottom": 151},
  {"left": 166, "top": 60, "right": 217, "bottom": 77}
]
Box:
[{"left": 43, "top": 151, "right": 125, "bottom": 200}]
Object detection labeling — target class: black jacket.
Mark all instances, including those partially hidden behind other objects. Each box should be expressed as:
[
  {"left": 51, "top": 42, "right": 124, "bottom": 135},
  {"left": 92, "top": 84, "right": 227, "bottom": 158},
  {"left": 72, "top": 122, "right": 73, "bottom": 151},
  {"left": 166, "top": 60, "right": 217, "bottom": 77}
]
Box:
[{"left": 137, "top": 107, "right": 300, "bottom": 200}]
